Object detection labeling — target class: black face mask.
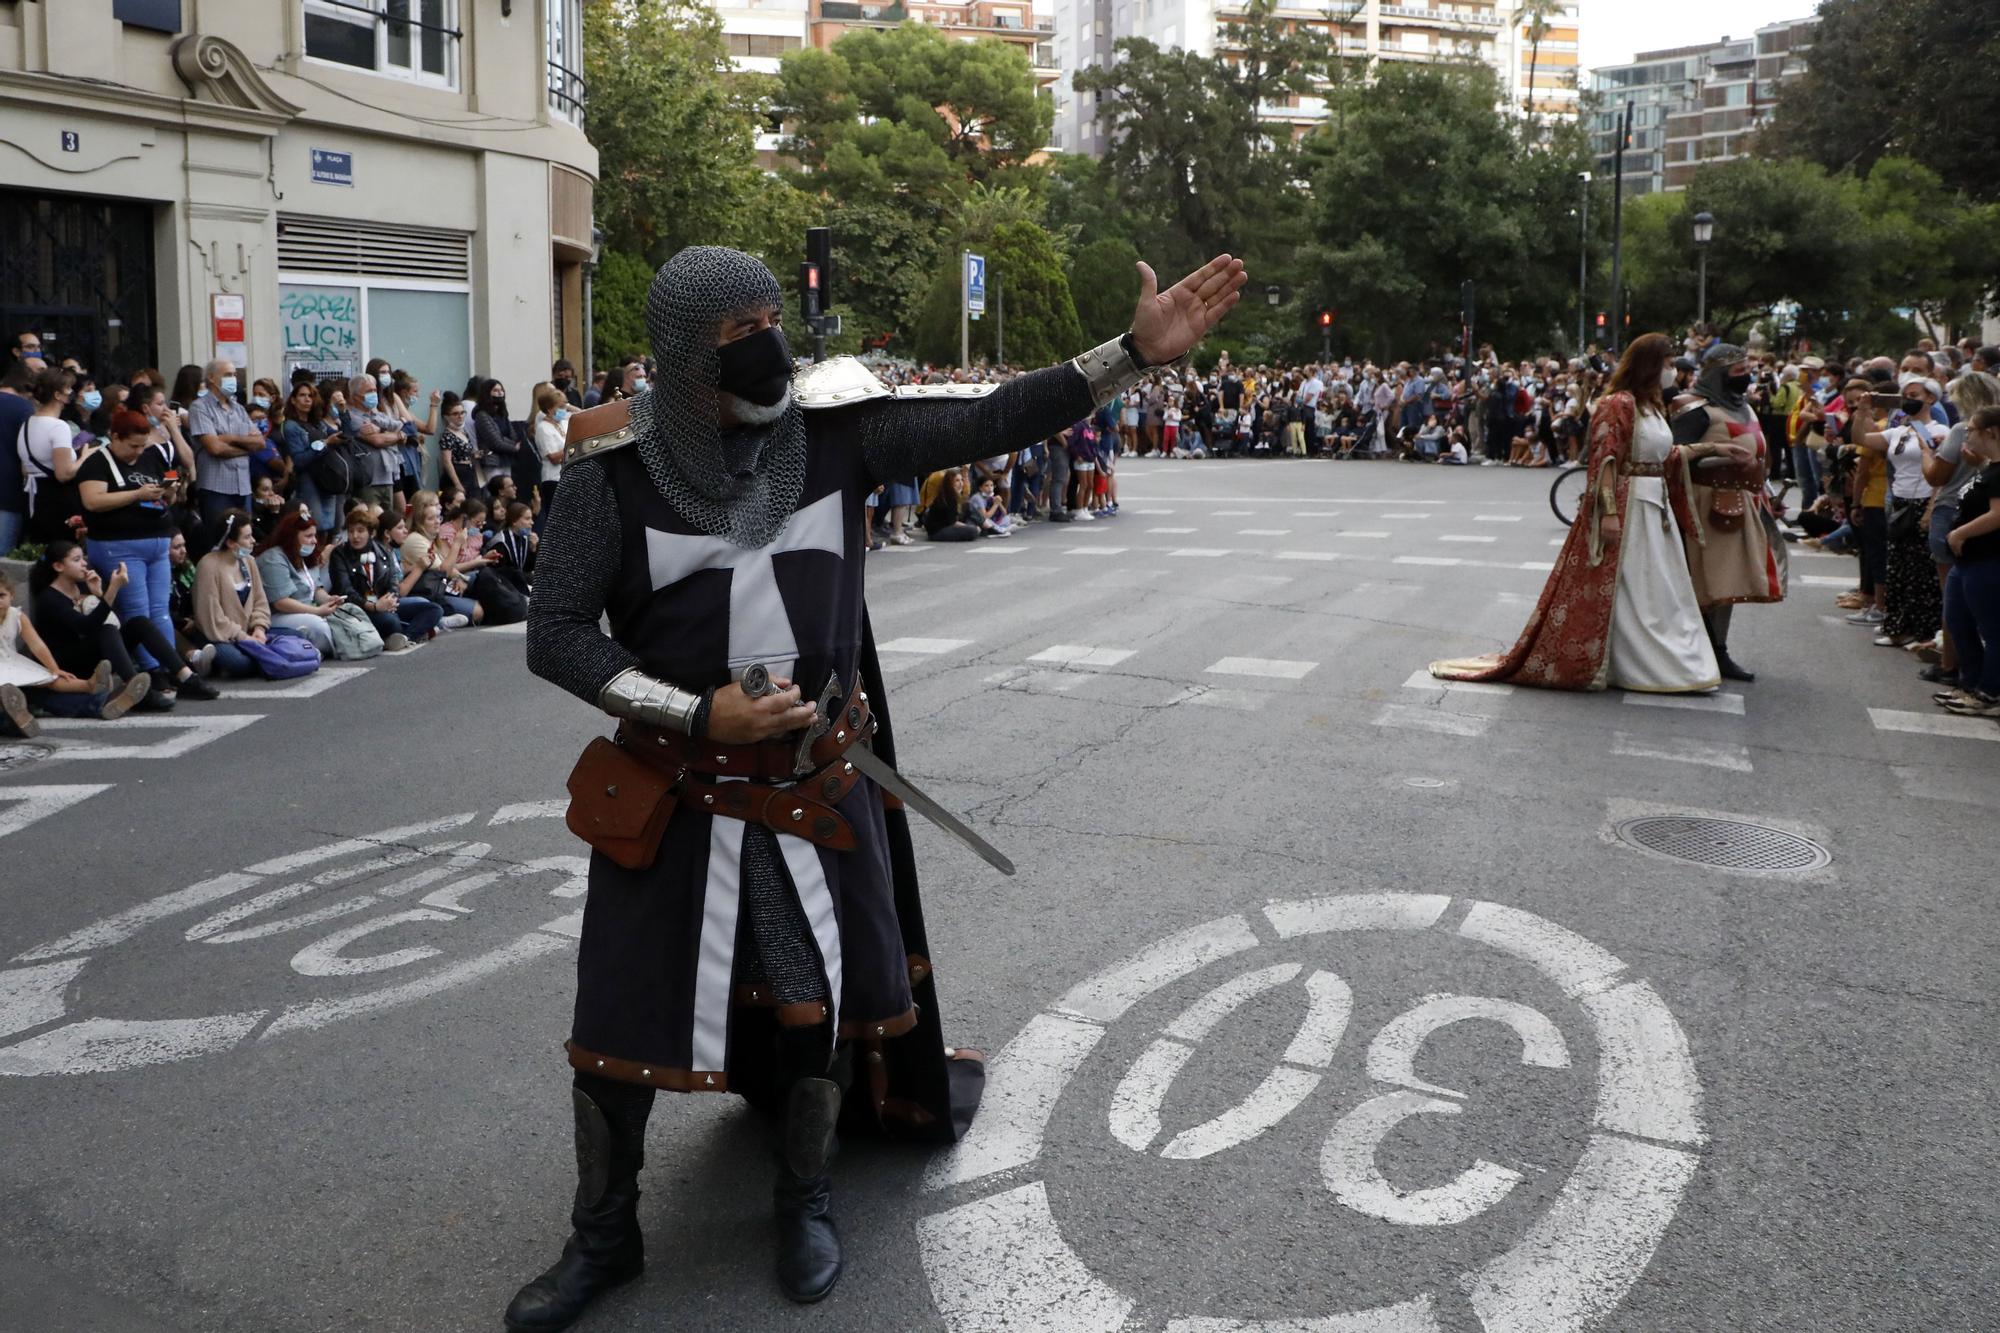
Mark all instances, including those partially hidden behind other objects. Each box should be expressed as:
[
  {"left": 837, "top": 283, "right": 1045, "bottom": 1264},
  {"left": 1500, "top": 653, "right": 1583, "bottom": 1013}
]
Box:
[
  {"left": 1902, "top": 399, "right": 1925, "bottom": 416},
  {"left": 715, "top": 326, "right": 793, "bottom": 407},
  {"left": 1725, "top": 373, "right": 1754, "bottom": 394}
]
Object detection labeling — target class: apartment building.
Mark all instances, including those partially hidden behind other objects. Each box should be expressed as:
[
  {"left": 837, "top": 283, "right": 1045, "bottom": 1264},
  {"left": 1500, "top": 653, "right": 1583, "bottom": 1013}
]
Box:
[
  {"left": 1052, "top": 0, "right": 1579, "bottom": 155},
  {"left": 714, "top": 0, "right": 1060, "bottom": 160},
  {"left": 1588, "top": 16, "right": 1815, "bottom": 195},
  {"left": 0, "top": 0, "right": 597, "bottom": 410}
]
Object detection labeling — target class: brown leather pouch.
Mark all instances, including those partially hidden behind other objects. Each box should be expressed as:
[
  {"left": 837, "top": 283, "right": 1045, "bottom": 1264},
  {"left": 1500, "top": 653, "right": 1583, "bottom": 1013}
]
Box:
[
  {"left": 565, "top": 736, "right": 679, "bottom": 871},
  {"left": 1708, "top": 488, "right": 1747, "bottom": 532}
]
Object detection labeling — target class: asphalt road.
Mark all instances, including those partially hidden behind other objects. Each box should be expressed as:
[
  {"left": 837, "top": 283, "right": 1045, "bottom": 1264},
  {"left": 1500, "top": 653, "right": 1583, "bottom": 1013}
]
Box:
[{"left": 2, "top": 457, "right": 1994, "bottom": 1333}]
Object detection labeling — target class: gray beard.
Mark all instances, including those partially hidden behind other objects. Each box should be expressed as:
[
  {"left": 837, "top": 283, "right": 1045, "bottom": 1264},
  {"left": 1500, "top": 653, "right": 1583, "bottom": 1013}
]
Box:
[{"left": 717, "top": 385, "right": 792, "bottom": 426}]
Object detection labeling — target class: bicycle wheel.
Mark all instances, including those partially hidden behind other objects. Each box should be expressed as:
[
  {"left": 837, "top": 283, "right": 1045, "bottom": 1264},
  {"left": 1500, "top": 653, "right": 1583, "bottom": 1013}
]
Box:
[{"left": 1549, "top": 464, "right": 1588, "bottom": 528}]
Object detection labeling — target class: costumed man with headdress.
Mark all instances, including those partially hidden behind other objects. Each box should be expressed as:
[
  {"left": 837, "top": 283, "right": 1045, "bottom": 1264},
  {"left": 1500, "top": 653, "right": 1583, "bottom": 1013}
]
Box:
[
  {"left": 1672, "top": 343, "right": 1788, "bottom": 681},
  {"left": 508, "top": 245, "right": 1246, "bottom": 1331}
]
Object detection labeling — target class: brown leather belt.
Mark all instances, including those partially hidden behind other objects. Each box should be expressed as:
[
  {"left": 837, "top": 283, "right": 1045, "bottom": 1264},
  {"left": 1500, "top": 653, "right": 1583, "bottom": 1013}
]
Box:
[
  {"left": 626, "top": 681, "right": 873, "bottom": 780},
  {"left": 610, "top": 686, "right": 877, "bottom": 853},
  {"left": 1621, "top": 462, "right": 1665, "bottom": 477},
  {"left": 1710, "top": 480, "right": 1762, "bottom": 492}
]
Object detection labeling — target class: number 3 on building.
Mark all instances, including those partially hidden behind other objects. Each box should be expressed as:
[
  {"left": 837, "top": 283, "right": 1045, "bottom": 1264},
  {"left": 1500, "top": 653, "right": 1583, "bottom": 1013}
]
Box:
[{"left": 1107, "top": 963, "right": 1572, "bottom": 1228}]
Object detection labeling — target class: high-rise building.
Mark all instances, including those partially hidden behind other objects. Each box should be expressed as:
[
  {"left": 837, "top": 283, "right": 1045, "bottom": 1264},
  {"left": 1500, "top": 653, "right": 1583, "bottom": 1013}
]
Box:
[
  {"left": 1588, "top": 16, "right": 1815, "bottom": 195},
  {"left": 1052, "top": 0, "right": 1580, "bottom": 156}
]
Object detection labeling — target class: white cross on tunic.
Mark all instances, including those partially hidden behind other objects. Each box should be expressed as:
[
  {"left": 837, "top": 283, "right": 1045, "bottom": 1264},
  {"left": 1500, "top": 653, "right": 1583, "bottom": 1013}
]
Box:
[{"left": 643, "top": 489, "right": 846, "bottom": 681}]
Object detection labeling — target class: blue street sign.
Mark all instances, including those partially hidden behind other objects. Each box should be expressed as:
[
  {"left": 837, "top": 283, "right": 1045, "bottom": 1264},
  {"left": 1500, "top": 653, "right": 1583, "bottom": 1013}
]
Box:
[
  {"left": 966, "top": 253, "right": 986, "bottom": 315},
  {"left": 311, "top": 148, "right": 353, "bottom": 187}
]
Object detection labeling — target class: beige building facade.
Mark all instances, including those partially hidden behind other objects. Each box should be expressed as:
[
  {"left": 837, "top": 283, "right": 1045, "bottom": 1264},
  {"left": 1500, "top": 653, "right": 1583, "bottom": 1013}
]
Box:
[{"left": 0, "top": 0, "right": 596, "bottom": 415}]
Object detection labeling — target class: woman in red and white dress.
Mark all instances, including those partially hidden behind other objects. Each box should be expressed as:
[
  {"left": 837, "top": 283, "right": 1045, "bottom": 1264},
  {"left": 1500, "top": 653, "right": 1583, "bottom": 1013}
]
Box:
[{"left": 1430, "top": 333, "right": 1746, "bottom": 693}]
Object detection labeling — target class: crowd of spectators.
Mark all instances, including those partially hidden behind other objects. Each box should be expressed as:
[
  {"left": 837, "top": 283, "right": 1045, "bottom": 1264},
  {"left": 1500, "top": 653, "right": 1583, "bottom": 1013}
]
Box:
[{"left": 0, "top": 332, "right": 575, "bottom": 736}]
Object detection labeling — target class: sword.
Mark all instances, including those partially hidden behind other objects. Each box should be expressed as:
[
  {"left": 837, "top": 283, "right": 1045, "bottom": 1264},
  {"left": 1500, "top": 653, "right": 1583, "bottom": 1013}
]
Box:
[
  {"left": 740, "top": 664, "right": 1015, "bottom": 876},
  {"left": 842, "top": 741, "right": 1016, "bottom": 877}
]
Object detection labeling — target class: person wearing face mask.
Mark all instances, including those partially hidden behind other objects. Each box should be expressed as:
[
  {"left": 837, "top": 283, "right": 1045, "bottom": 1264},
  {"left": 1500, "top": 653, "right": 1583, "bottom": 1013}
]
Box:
[
  {"left": 531, "top": 383, "right": 568, "bottom": 529},
  {"left": 1671, "top": 343, "right": 1788, "bottom": 681},
  {"left": 190, "top": 511, "right": 276, "bottom": 677},
  {"left": 468, "top": 377, "right": 527, "bottom": 503},
  {"left": 1433, "top": 334, "right": 1726, "bottom": 693},
  {"left": 187, "top": 359, "right": 262, "bottom": 530},
  {"left": 512, "top": 244, "right": 1244, "bottom": 1326},
  {"left": 342, "top": 372, "right": 405, "bottom": 510},
  {"left": 552, "top": 358, "right": 582, "bottom": 408}
]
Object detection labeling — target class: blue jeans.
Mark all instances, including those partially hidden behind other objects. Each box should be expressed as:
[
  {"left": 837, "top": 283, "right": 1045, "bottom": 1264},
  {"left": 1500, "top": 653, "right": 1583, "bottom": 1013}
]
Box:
[
  {"left": 296, "top": 474, "right": 341, "bottom": 534},
  {"left": 87, "top": 534, "right": 171, "bottom": 670},
  {"left": 1944, "top": 561, "right": 2000, "bottom": 696},
  {"left": 0, "top": 508, "right": 22, "bottom": 557},
  {"left": 199, "top": 490, "right": 249, "bottom": 531},
  {"left": 1789, "top": 444, "right": 1821, "bottom": 508},
  {"left": 436, "top": 592, "right": 477, "bottom": 621},
  {"left": 209, "top": 640, "right": 259, "bottom": 677}
]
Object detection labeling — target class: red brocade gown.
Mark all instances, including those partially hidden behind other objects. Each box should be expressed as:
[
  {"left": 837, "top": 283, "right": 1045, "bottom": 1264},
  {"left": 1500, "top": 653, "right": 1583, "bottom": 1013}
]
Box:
[{"left": 1429, "top": 392, "right": 1720, "bottom": 692}]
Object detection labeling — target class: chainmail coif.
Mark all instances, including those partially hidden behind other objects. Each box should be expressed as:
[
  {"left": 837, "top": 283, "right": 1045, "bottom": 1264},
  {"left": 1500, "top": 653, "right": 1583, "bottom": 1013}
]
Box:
[{"left": 633, "top": 246, "right": 809, "bottom": 548}]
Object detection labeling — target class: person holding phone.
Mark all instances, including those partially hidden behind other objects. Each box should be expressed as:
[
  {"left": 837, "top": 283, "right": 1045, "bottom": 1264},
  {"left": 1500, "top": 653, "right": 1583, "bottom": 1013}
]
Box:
[{"left": 252, "top": 509, "right": 339, "bottom": 655}]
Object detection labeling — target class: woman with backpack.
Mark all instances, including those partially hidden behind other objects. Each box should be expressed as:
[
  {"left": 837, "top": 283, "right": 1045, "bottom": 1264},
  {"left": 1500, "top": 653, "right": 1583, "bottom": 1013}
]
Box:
[{"left": 281, "top": 380, "right": 344, "bottom": 533}]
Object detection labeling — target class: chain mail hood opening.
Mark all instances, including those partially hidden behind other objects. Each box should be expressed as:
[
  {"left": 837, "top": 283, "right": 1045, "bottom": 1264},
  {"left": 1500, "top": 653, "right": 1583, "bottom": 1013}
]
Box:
[
  {"left": 632, "top": 246, "right": 809, "bottom": 548},
  {"left": 1694, "top": 342, "right": 1751, "bottom": 413}
]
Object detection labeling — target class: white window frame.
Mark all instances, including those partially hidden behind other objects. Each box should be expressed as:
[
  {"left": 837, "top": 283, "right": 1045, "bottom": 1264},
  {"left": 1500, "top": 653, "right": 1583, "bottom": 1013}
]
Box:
[
  {"left": 303, "top": 0, "right": 462, "bottom": 92},
  {"left": 546, "top": 0, "right": 586, "bottom": 123}
]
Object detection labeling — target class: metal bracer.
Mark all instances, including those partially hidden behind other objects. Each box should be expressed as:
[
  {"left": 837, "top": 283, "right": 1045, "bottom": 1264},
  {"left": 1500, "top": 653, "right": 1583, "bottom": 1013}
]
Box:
[{"left": 598, "top": 667, "right": 704, "bottom": 735}]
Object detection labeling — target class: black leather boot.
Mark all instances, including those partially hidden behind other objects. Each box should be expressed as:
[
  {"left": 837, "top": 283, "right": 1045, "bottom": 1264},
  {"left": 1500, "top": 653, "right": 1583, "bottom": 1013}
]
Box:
[
  {"left": 504, "top": 1085, "right": 649, "bottom": 1332},
  {"left": 1715, "top": 648, "right": 1756, "bottom": 682},
  {"left": 773, "top": 1075, "right": 844, "bottom": 1303}
]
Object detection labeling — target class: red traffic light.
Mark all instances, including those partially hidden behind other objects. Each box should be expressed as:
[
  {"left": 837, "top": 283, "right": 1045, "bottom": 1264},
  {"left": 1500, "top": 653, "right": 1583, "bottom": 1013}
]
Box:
[
  {"left": 1595, "top": 312, "right": 1607, "bottom": 329},
  {"left": 1318, "top": 311, "right": 1332, "bottom": 328}
]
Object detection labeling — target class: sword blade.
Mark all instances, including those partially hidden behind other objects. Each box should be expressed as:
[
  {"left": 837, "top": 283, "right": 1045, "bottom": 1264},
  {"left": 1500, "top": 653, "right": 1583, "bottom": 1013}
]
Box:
[{"left": 843, "top": 744, "right": 1015, "bottom": 876}]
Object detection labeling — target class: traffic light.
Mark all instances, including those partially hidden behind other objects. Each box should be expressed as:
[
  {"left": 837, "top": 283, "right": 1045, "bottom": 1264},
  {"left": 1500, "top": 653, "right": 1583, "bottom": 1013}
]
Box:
[
  {"left": 1595, "top": 311, "right": 1608, "bottom": 331},
  {"left": 805, "top": 227, "right": 833, "bottom": 307},
  {"left": 1318, "top": 311, "right": 1332, "bottom": 329}
]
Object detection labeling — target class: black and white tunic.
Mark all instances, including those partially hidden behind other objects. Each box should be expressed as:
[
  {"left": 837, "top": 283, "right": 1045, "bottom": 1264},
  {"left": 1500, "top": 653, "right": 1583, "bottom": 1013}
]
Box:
[{"left": 527, "top": 359, "right": 1092, "bottom": 1136}]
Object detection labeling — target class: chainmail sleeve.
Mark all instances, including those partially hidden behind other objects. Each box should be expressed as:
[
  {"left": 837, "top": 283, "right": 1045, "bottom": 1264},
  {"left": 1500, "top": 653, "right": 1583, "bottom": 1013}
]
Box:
[
  {"left": 856, "top": 364, "right": 1096, "bottom": 484},
  {"left": 524, "top": 455, "right": 642, "bottom": 706}
]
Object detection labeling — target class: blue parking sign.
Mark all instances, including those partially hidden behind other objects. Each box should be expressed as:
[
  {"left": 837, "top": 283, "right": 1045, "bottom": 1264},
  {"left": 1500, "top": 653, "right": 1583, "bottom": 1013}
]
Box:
[{"left": 966, "top": 253, "right": 986, "bottom": 315}]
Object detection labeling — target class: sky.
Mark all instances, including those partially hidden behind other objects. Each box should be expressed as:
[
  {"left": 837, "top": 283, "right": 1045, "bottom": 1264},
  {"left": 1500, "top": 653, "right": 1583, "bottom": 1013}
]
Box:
[{"left": 1577, "top": 0, "right": 1815, "bottom": 70}]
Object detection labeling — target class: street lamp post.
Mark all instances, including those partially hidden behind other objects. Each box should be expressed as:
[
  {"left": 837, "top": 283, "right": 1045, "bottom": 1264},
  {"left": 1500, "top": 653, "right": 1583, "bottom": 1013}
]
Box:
[
  {"left": 1693, "top": 210, "right": 1715, "bottom": 329},
  {"left": 1576, "top": 171, "right": 1591, "bottom": 353}
]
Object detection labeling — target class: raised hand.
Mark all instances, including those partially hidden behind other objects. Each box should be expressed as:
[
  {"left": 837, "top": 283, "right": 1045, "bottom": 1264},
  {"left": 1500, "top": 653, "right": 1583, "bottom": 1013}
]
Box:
[{"left": 1129, "top": 254, "right": 1249, "bottom": 366}]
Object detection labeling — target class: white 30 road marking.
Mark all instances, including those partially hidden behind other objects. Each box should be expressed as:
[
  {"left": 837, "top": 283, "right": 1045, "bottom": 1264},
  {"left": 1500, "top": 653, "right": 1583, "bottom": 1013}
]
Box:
[
  {"left": 917, "top": 893, "right": 1705, "bottom": 1332},
  {"left": 0, "top": 808, "right": 583, "bottom": 1075}
]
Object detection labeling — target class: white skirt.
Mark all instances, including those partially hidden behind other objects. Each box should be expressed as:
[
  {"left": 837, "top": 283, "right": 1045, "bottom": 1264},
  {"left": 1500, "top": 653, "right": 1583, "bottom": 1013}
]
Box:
[{"left": 1609, "top": 479, "right": 1720, "bottom": 693}]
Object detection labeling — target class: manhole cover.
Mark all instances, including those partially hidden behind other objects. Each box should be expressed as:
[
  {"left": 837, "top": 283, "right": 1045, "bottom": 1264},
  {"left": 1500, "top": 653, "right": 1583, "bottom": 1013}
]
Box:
[
  {"left": 1615, "top": 816, "right": 1829, "bottom": 873},
  {"left": 0, "top": 741, "right": 54, "bottom": 771}
]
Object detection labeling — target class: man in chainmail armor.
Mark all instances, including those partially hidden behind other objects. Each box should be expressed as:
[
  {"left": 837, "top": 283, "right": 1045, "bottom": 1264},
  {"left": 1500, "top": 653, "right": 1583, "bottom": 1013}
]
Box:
[
  {"left": 1672, "top": 343, "right": 1787, "bottom": 681},
  {"left": 508, "top": 244, "right": 1246, "bottom": 1329}
]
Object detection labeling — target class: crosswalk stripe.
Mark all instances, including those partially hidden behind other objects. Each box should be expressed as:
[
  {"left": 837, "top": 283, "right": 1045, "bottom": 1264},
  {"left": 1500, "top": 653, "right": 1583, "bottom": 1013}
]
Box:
[
  {"left": 240, "top": 668, "right": 371, "bottom": 700},
  {"left": 1339, "top": 531, "right": 1390, "bottom": 539},
  {"left": 1549, "top": 537, "right": 1567, "bottom": 546},
  {"left": 0, "top": 784, "right": 115, "bottom": 841},
  {"left": 1474, "top": 515, "right": 1524, "bottom": 522},
  {"left": 1065, "top": 547, "right": 1129, "bottom": 556},
  {"left": 1373, "top": 704, "right": 1490, "bottom": 737},
  {"left": 1205, "top": 657, "right": 1317, "bottom": 680},
  {"left": 1147, "top": 527, "right": 1197, "bottom": 534},
  {"left": 1276, "top": 551, "right": 1341, "bottom": 562},
  {"left": 1383, "top": 512, "right": 1432, "bottom": 520},
  {"left": 1438, "top": 535, "right": 1498, "bottom": 543},
  {"left": 1395, "top": 556, "right": 1460, "bottom": 566},
  {"left": 1168, "top": 548, "right": 1232, "bottom": 558},
  {"left": 1610, "top": 732, "right": 1753, "bottom": 771},
  {"left": 968, "top": 544, "right": 1021, "bottom": 554},
  {"left": 1029, "top": 645, "right": 1136, "bottom": 669},
  {"left": 1799, "top": 574, "right": 1853, "bottom": 587},
  {"left": 1520, "top": 561, "right": 1556, "bottom": 571},
  {"left": 1292, "top": 511, "right": 1342, "bottom": 517},
  {"left": 1868, "top": 708, "right": 2000, "bottom": 742},
  {"left": 877, "top": 637, "right": 974, "bottom": 655},
  {"left": 1237, "top": 528, "right": 1291, "bottom": 536},
  {"left": 39, "top": 714, "right": 267, "bottom": 762},
  {"left": 1624, "top": 691, "right": 1745, "bottom": 715},
  {"left": 1215, "top": 510, "right": 1255, "bottom": 516}
]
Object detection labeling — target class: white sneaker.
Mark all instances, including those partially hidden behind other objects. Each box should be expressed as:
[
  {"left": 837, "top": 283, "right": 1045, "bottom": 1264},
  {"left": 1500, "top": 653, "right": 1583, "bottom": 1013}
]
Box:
[
  {"left": 1074, "top": 509, "right": 1095, "bottom": 521},
  {"left": 383, "top": 633, "right": 411, "bottom": 652},
  {"left": 190, "top": 643, "right": 217, "bottom": 677},
  {"left": 441, "top": 613, "right": 470, "bottom": 630}
]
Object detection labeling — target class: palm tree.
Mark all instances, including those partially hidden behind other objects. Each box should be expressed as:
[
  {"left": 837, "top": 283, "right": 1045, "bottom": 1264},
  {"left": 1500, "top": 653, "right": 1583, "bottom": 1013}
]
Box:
[{"left": 1520, "top": 0, "right": 1561, "bottom": 143}]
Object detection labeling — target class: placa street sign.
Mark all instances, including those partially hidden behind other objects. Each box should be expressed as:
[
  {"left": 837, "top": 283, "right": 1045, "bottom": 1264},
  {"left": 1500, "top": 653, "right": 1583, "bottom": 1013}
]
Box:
[{"left": 311, "top": 148, "right": 353, "bottom": 187}]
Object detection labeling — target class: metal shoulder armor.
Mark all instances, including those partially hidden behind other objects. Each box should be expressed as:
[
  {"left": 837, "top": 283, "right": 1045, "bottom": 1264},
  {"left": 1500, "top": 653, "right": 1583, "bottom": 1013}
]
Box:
[
  {"left": 565, "top": 399, "right": 638, "bottom": 462},
  {"left": 794, "top": 356, "right": 893, "bottom": 409}
]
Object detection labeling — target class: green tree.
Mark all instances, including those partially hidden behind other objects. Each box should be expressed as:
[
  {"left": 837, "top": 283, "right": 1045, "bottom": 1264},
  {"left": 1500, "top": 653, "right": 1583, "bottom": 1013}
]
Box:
[
  {"left": 584, "top": 0, "right": 774, "bottom": 265},
  {"left": 1304, "top": 62, "right": 1590, "bottom": 358},
  {"left": 1217, "top": 0, "right": 1341, "bottom": 151},
  {"left": 1771, "top": 0, "right": 2000, "bottom": 203},
  {"left": 912, "top": 220, "right": 1082, "bottom": 367},
  {"left": 591, "top": 248, "right": 655, "bottom": 369},
  {"left": 1069, "top": 237, "right": 1143, "bottom": 342}
]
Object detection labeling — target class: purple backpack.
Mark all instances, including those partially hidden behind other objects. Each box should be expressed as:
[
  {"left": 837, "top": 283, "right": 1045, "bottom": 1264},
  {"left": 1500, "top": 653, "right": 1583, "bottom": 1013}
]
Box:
[{"left": 237, "top": 633, "right": 321, "bottom": 680}]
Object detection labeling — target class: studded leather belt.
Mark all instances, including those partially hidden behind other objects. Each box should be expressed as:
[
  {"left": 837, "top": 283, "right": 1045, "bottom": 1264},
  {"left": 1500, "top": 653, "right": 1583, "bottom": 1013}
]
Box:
[
  {"left": 1621, "top": 462, "right": 1665, "bottom": 477},
  {"left": 613, "top": 695, "right": 874, "bottom": 853}
]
